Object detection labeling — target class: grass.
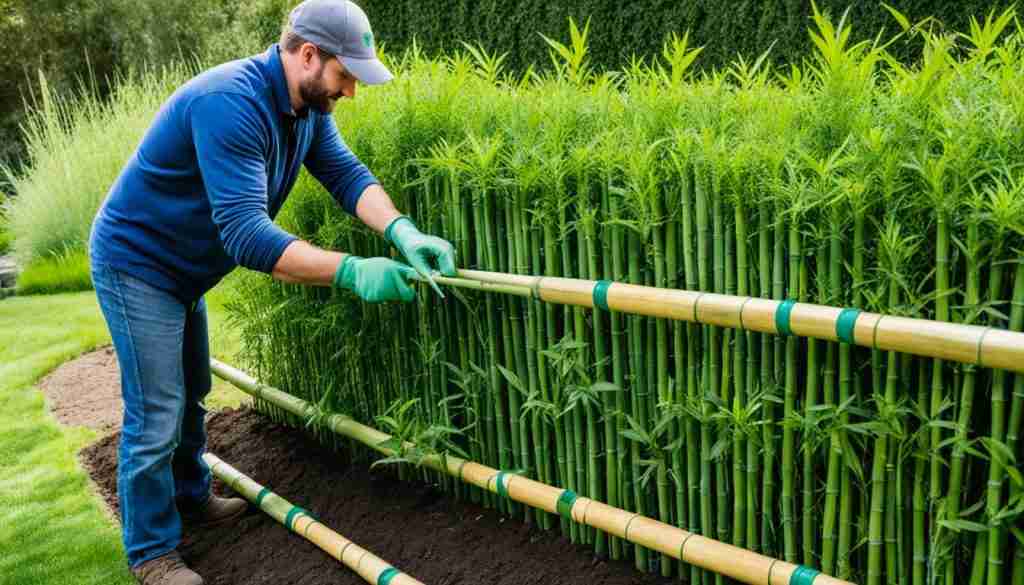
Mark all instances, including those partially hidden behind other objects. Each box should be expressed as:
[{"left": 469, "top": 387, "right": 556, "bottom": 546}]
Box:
[
  {"left": 15, "top": 247, "right": 92, "bottom": 295},
  {"left": 0, "top": 272, "right": 249, "bottom": 584}
]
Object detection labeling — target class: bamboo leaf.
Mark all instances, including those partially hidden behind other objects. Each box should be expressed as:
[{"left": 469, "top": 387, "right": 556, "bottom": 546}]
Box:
[
  {"left": 1010, "top": 526, "right": 1024, "bottom": 546},
  {"left": 882, "top": 3, "right": 912, "bottom": 32},
  {"left": 496, "top": 364, "right": 528, "bottom": 395},
  {"left": 937, "top": 519, "right": 988, "bottom": 533}
]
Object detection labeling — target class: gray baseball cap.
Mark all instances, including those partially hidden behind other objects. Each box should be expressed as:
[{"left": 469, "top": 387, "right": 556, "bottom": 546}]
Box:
[{"left": 287, "top": 0, "right": 393, "bottom": 85}]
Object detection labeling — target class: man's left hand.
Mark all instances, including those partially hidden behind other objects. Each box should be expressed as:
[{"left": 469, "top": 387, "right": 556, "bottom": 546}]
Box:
[{"left": 384, "top": 216, "right": 457, "bottom": 279}]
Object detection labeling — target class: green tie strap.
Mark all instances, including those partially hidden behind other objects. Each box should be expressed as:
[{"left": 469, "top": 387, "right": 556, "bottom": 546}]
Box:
[
  {"left": 789, "top": 565, "right": 821, "bottom": 585},
  {"left": 775, "top": 300, "right": 796, "bottom": 337},
  {"left": 593, "top": 280, "right": 612, "bottom": 311},
  {"left": 835, "top": 308, "right": 861, "bottom": 344},
  {"left": 255, "top": 487, "right": 271, "bottom": 507},
  {"left": 556, "top": 489, "right": 577, "bottom": 519}
]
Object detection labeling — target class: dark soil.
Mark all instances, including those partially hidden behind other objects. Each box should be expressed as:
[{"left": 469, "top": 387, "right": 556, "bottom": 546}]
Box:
[{"left": 81, "top": 408, "right": 674, "bottom": 585}]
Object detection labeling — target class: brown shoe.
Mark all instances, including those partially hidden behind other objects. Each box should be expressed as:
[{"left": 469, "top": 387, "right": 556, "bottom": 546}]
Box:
[
  {"left": 131, "top": 550, "right": 203, "bottom": 585},
  {"left": 179, "top": 494, "right": 248, "bottom": 529}
]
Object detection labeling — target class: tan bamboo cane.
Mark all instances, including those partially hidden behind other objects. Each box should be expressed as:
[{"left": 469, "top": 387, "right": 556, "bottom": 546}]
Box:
[
  {"left": 211, "top": 359, "right": 854, "bottom": 585},
  {"left": 417, "top": 269, "right": 1024, "bottom": 375},
  {"left": 202, "top": 452, "right": 423, "bottom": 585}
]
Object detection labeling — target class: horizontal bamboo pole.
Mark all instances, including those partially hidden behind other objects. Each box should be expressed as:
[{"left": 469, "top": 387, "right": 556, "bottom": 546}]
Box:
[
  {"left": 421, "top": 269, "right": 1024, "bottom": 375},
  {"left": 203, "top": 451, "right": 423, "bottom": 585},
  {"left": 212, "top": 358, "right": 854, "bottom": 585}
]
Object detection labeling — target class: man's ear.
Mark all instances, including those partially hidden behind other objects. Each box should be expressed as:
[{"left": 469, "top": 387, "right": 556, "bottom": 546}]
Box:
[{"left": 300, "top": 43, "right": 318, "bottom": 71}]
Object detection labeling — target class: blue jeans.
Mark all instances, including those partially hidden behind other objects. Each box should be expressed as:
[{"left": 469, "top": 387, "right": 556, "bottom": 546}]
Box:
[{"left": 90, "top": 257, "right": 212, "bottom": 567}]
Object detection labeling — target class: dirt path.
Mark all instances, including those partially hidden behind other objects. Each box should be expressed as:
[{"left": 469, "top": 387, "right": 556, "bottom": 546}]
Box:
[
  {"left": 46, "top": 349, "right": 672, "bottom": 585},
  {"left": 39, "top": 345, "right": 123, "bottom": 432}
]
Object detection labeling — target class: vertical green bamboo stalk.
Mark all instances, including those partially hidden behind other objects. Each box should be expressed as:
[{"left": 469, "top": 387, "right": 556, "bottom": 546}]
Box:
[
  {"left": 767, "top": 199, "right": 786, "bottom": 561},
  {"left": 696, "top": 160, "right": 713, "bottom": 585},
  {"left": 944, "top": 219, "right": 981, "bottom": 585},
  {"left": 504, "top": 199, "right": 531, "bottom": 523},
  {"left": 913, "top": 356, "right": 929, "bottom": 585},
  {"left": 482, "top": 187, "right": 512, "bottom": 513},
  {"left": 678, "top": 158, "right": 703, "bottom": 585},
  {"left": 543, "top": 220, "right": 571, "bottom": 536},
  {"left": 781, "top": 218, "right": 801, "bottom": 564},
  {"left": 930, "top": 208, "right": 951, "bottom": 508},
  {"left": 821, "top": 217, "right": 843, "bottom": 575},
  {"left": 610, "top": 191, "right": 630, "bottom": 560},
  {"left": 984, "top": 249, "right": 1009, "bottom": 585},
  {"left": 471, "top": 193, "right": 497, "bottom": 508},
  {"left": 586, "top": 195, "right": 612, "bottom": 559},
  {"left": 497, "top": 195, "right": 523, "bottom": 520},
  {"left": 733, "top": 193, "right": 749, "bottom": 558},
  {"left": 629, "top": 230, "right": 650, "bottom": 571},
  {"left": 516, "top": 195, "right": 548, "bottom": 527},
  {"left": 577, "top": 202, "right": 599, "bottom": 549},
  {"left": 711, "top": 168, "right": 729, "bottom": 585},
  {"left": 667, "top": 178, "right": 687, "bottom": 577},
  {"left": 652, "top": 193, "right": 673, "bottom": 577},
  {"left": 1006, "top": 261, "right": 1024, "bottom": 585},
  {"left": 801, "top": 239, "right": 825, "bottom": 568},
  {"left": 837, "top": 208, "right": 865, "bottom": 579}
]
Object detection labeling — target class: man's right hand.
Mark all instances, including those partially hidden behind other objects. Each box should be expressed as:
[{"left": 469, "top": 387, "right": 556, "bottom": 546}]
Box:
[{"left": 332, "top": 255, "right": 417, "bottom": 303}]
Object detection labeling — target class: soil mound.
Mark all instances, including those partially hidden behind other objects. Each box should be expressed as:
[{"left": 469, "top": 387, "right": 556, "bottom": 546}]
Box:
[{"left": 82, "top": 408, "right": 672, "bottom": 585}]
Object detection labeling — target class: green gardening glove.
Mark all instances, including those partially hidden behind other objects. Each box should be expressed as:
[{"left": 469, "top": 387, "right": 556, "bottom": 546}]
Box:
[
  {"left": 384, "top": 216, "right": 457, "bottom": 290},
  {"left": 332, "top": 255, "right": 417, "bottom": 303}
]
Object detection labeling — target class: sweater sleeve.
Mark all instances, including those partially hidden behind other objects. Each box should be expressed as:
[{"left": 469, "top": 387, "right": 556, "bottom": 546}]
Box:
[
  {"left": 303, "top": 112, "right": 379, "bottom": 215},
  {"left": 191, "top": 92, "right": 298, "bottom": 274}
]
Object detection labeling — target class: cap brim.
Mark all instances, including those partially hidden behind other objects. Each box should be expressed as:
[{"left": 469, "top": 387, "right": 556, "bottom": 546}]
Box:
[{"left": 339, "top": 56, "right": 394, "bottom": 85}]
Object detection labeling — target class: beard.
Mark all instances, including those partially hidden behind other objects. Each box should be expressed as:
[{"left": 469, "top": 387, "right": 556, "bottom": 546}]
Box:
[{"left": 299, "top": 63, "right": 342, "bottom": 114}]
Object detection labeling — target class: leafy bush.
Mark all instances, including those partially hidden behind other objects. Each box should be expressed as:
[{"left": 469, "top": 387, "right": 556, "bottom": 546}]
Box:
[{"left": 5, "top": 63, "right": 196, "bottom": 268}]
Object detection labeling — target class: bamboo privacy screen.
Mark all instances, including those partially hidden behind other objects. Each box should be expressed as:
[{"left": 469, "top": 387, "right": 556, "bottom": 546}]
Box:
[{"left": 225, "top": 8, "right": 1024, "bottom": 585}]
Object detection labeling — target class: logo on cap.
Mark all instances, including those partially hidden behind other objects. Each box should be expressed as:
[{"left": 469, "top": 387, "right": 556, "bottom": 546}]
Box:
[{"left": 362, "top": 31, "right": 374, "bottom": 48}]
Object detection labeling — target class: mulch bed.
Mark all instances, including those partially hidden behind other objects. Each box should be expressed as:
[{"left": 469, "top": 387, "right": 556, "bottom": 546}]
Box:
[{"left": 81, "top": 408, "right": 673, "bottom": 585}]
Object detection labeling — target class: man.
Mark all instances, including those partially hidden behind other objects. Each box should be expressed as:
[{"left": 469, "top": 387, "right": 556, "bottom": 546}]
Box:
[{"left": 88, "top": 1, "right": 456, "bottom": 583}]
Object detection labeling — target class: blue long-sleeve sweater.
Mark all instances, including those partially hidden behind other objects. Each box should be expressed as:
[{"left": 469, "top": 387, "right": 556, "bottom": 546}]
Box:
[{"left": 89, "top": 44, "right": 378, "bottom": 303}]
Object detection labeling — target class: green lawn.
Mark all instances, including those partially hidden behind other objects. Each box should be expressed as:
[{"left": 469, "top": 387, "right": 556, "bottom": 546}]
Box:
[{"left": 0, "top": 276, "right": 249, "bottom": 584}]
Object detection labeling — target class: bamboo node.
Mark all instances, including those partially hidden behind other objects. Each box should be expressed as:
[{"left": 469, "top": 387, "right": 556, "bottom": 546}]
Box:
[
  {"left": 738, "top": 296, "right": 753, "bottom": 331},
  {"left": 975, "top": 326, "right": 992, "bottom": 368},
  {"left": 677, "top": 532, "right": 697, "bottom": 562},
  {"left": 623, "top": 513, "right": 640, "bottom": 541}
]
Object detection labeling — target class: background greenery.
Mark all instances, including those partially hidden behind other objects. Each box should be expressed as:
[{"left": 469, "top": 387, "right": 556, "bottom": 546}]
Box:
[
  {"left": 0, "top": 0, "right": 290, "bottom": 183},
  {"left": 0, "top": 1, "right": 1018, "bottom": 187},
  {"left": 359, "top": 0, "right": 1015, "bottom": 72}
]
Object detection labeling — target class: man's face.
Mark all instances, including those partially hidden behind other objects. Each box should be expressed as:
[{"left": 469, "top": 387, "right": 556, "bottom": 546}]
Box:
[{"left": 300, "top": 51, "right": 357, "bottom": 114}]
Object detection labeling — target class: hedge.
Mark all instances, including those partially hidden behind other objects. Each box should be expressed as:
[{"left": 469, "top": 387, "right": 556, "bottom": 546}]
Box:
[{"left": 360, "top": 0, "right": 1015, "bottom": 72}]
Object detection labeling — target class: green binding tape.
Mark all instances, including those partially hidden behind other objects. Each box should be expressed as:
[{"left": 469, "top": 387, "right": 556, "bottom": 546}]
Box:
[
  {"left": 377, "top": 567, "right": 400, "bottom": 585},
  {"left": 255, "top": 487, "right": 271, "bottom": 507},
  {"left": 593, "top": 280, "right": 612, "bottom": 311},
  {"left": 775, "top": 300, "right": 796, "bottom": 337},
  {"left": 285, "top": 507, "right": 314, "bottom": 531},
  {"left": 789, "top": 565, "right": 821, "bottom": 585},
  {"left": 556, "top": 489, "right": 577, "bottom": 519},
  {"left": 836, "top": 308, "right": 861, "bottom": 344},
  {"left": 494, "top": 471, "right": 509, "bottom": 499}
]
